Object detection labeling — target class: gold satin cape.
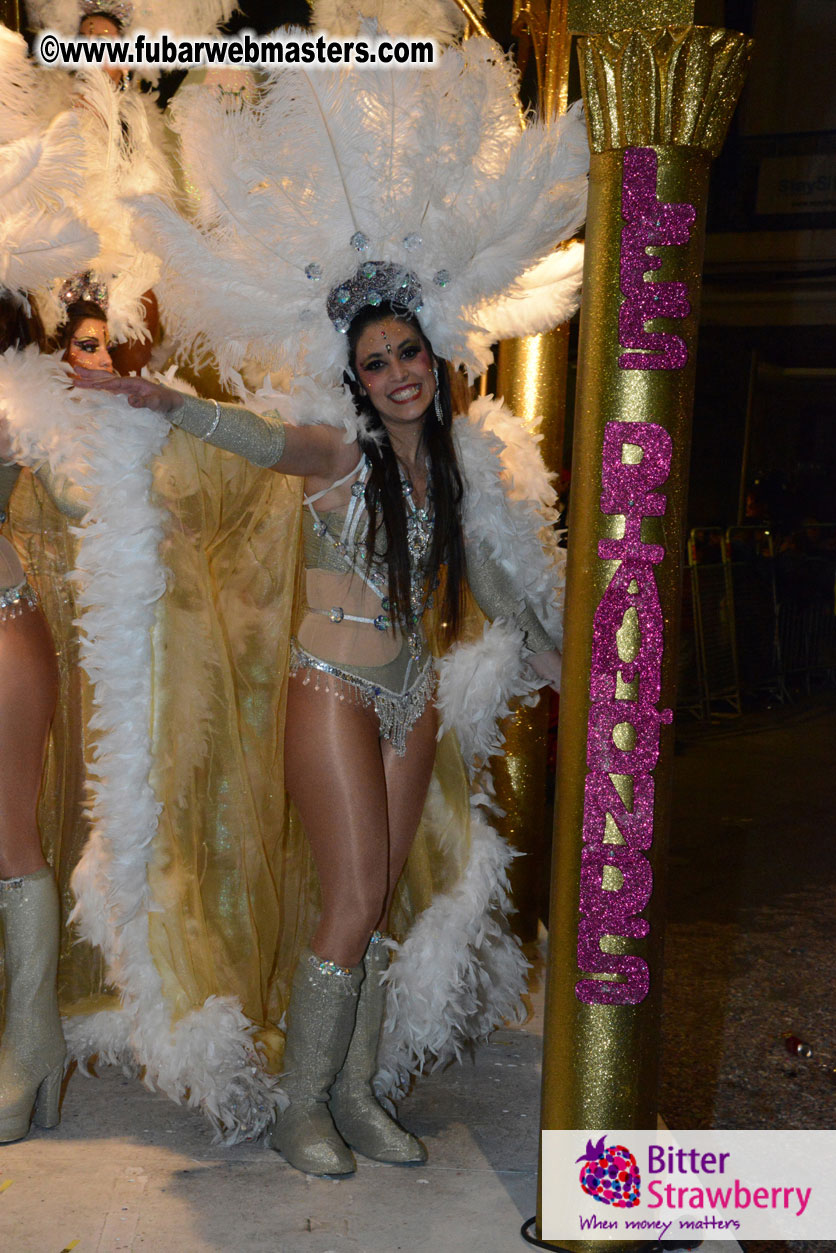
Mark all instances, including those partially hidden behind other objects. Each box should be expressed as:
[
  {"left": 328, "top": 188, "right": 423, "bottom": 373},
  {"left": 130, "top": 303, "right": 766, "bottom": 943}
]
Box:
[{"left": 7, "top": 429, "right": 477, "bottom": 1082}]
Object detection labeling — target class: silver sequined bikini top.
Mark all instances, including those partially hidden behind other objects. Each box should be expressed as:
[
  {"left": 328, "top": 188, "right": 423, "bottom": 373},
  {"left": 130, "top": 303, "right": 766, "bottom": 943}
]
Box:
[{"left": 302, "top": 452, "right": 434, "bottom": 639}]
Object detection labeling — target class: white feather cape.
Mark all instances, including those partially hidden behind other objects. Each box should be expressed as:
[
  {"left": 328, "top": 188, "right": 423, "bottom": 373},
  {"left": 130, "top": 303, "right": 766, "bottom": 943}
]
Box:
[{"left": 0, "top": 353, "right": 564, "bottom": 1138}]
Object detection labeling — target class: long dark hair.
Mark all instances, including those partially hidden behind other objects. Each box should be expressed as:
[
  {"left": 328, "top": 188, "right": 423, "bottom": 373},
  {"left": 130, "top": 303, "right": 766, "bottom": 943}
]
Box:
[
  {"left": 347, "top": 302, "right": 467, "bottom": 645},
  {"left": 0, "top": 296, "right": 45, "bottom": 353}
]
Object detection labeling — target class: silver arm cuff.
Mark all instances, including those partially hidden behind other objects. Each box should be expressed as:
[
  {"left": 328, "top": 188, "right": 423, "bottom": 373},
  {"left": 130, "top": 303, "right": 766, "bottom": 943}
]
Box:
[
  {"left": 466, "top": 550, "right": 556, "bottom": 655},
  {"left": 169, "top": 394, "right": 287, "bottom": 469}
]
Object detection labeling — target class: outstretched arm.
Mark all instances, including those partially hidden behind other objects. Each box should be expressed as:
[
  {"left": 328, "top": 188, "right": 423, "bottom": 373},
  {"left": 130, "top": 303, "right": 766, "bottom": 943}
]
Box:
[{"left": 72, "top": 369, "right": 354, "bottom": 481}]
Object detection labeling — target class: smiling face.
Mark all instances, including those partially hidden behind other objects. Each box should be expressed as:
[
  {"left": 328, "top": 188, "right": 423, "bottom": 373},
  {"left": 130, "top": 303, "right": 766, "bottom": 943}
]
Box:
[
  {"left": 65, "top": 317, "right": 114, "bottom": 374},
  {"left": 353, "top": 316, "right": 436, "bottom": 432}
]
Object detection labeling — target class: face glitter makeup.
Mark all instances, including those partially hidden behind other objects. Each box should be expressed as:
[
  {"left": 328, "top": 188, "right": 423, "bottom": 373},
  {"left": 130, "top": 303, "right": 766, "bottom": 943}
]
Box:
[{"left": 618, "top": 148, "right": 696, "bottom": 372}]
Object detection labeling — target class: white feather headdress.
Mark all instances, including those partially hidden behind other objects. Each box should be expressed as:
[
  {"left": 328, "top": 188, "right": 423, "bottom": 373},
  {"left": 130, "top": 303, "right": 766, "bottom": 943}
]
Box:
[
  {"left": 26, "top": 0, "right": 238, "bottom": 37},
  {"left": 0, "top": 29, "right": 174, "bottom": 339},
  {"left": 0, "top": 27, "right": 73, "bottom": 144},
  {"left": 308, "top": 0, "right": 480, "bottom": 43},
  {"left": 129, "top": 31, "right": 588, "bottom": 384},
  {"left": 0, "top": 108, "right": 98, "bottom": 301},
  {"left": 474, "top": 240, "right": 586, "bottom": 343}
]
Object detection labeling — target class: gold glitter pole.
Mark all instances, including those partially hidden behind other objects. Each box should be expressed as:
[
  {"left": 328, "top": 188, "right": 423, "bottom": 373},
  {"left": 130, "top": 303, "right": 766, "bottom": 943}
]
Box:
[
  {"left": 494, "top": 328, "right": 569, "bottom": 939},
  {"left": 492, "top": 2, "right": 573, "bottom": 943},
  {"left": 536, "top": 3, "right": 752, "bottom": 1248},
  {"left": 1, "top": 0, "right": 22, "bottom": 31}
]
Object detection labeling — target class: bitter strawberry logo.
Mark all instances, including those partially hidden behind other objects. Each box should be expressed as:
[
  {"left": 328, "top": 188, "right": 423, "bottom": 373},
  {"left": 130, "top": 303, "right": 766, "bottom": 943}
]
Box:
[{"left": 577, "top": 1136, "right": 641, "bottom": 1208}]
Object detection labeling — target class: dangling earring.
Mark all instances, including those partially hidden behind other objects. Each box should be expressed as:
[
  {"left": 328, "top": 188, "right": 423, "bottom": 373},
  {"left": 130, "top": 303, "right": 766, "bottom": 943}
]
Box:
[{"left": 432, "top": 364, "right": 444, "bottom": 425}]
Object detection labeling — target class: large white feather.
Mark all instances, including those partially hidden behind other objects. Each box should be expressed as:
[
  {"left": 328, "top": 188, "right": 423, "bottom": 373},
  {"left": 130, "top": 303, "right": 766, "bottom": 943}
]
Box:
[
  {"left": 0, "top": 26, "right": 74, "bottom": 144},
  {"left": 0, "top": 105, "right": 98, "bottom": 299},
  {"left": 473, "top": 240, "right": 585, "bottom": 342},
  {"left": 26, "top": 70, "right": 176, "bottom": 340},
  {"left": 309, "top": 0, "right": 479, "bottom": 42},
  {"left": 0, "top": 209, "right": 98, "bottom": 295},
  {"left": 0, "top": 26, "right": 176, "bottom": 338}
]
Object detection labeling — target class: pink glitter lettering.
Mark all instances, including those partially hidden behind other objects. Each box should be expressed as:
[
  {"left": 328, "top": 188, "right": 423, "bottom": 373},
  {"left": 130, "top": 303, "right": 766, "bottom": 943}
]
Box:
[
  {"left": 582, "top": 772, "right": 655, "bottom": 851},
  {"left": 576, "top": 420, "right": 673, "bottom": 1006},
  {"left": 618, "top": 147, "right": 696, "bottom": 372}
]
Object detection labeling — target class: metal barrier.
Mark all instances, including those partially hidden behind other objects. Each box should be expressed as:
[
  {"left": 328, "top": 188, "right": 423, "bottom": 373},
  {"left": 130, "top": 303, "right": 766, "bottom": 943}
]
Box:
[
  {"left": 725, "top": 526, "right": 788, "bottom": 704},
  {"left": 774, "top": 523, "right": 836, "bottom": 692},
  {"left": 681, "top": 522, "right": 836, "bottom": 716},
  {"left": 685, "top": 528, "right": 741, "bottom": 718}
]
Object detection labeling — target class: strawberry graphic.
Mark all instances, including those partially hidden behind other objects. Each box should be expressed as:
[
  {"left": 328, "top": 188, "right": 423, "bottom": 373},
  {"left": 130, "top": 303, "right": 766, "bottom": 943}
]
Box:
[{"left": 577, "top": 1136, "right": 641, "bottom": 1208}]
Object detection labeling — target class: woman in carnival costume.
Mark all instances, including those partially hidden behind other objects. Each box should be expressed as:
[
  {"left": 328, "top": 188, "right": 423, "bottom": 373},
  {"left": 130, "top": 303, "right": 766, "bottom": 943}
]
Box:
[
  {"left": 78, "top": 31, "right": 588, "bottom": 1169},
  {"left": 1, "top": 0, "right": 236, "bottom": 350}
]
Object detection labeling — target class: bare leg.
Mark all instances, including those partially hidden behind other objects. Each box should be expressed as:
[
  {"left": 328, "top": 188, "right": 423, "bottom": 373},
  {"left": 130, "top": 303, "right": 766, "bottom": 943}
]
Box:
[
  {"left": 284, "top": 677, "right": 437, "bottom": 967},
  {"left": 378, "top": 698, "right": 437, "bottom": 929},
  {"left": 285, "top": 676, "right": 390, "bottom": 968},
  {"left": 0, "top": 606, "right": 58, "bottom": 878},
  {"left": 279, "top": 674, "right": 436, "bottom": 1170},
  {"left": 0, "top": 604, "right": 64, "bottom": 1143}
]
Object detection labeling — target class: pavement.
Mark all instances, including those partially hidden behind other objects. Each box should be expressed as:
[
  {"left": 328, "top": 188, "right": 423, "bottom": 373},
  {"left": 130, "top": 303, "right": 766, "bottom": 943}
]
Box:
[{"left": 2, "top": 693, "right": 835, "bottom": 1252}]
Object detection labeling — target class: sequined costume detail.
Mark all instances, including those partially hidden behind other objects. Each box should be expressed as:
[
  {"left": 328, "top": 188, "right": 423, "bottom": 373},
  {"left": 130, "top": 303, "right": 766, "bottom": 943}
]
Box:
[
  {"left": 291, "top": 454, "right": 435, "bottom": 754},
  {"left": 0, "top": 575, "right": 38, "bottom": 622},
  {"left": 0, "top": 464, "right": 38, "bottom": 622}
]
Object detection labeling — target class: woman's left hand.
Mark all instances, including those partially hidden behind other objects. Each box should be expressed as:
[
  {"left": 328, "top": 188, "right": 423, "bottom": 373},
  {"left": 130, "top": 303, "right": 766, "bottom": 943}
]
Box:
[
  {"left": 72, "top": 367, "right": 183, "bottom": 415},
  {"left": 528, "top": 647, "right": 562, "bottom": 693}
]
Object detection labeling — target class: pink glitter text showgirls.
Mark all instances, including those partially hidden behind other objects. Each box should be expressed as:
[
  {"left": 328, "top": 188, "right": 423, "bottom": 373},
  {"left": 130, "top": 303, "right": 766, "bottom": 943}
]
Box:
[{"left": 575, "top": 146, "right": 696, "bottom": 1005}]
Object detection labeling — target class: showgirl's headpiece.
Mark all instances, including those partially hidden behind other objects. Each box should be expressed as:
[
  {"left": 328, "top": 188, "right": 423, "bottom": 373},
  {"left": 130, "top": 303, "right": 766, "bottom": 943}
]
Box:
[
  {"left": 26, "top": 0, "right": 237, "bottom": 38},
  {"left": 130, "top": 30, "right": 588, "bottom": 384},
  {"left": 59, "top": 269, "right": 109, "bottom": 311},
  {"left": 326, "top": 260, "right": 424, "bottom": 334},
  {"left": 78, "top": 0, "right": 133, "bottom": 27}
]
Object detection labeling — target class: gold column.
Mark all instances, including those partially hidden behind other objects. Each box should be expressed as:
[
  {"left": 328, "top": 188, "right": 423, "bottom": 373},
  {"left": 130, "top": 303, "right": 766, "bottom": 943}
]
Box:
[
  {"left": 1, "top": 0, "right": 22, "bottom": 32},
  {"left": 494, "top": 330, "right": 569, "bottom": 940},
  {"left": 537, "top": 4, "right": 752, "bottom": 1248},
  {"left": 491, "top": 0, "right": 573, "bottom": 943}
]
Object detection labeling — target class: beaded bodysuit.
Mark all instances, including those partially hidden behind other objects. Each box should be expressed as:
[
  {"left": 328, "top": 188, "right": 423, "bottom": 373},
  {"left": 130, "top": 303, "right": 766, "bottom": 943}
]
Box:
[{"left": 290, "top": 454, "right": 435, "bottom": 755}]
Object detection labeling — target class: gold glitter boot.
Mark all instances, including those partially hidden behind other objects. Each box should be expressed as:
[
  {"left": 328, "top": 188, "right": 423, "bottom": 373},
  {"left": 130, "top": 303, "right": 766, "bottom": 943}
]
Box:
[
  {"left": 270, "top": 949, "right": 363, "bottom": 1175},
  {"left": 329, "top": 933, "right": 427, "bottom": 1164},
  {"left": 0, "top": 868, "right": 66, "bottom": 1143}
]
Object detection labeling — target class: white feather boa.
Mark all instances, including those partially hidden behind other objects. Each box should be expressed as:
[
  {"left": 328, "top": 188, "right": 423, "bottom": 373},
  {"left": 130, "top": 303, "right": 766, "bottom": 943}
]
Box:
[
  {"left": 376, "top": 397, "right": 564, "bottom": 1090},
  {"left": 435, "top": 395, "right": 565, "bottom": 771},
  {"left": 0, "top": 347, "right": 283, "bottom": 1143},
  {"left": 377, "top": 792, "right": 527, "bottom": 1099}
]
